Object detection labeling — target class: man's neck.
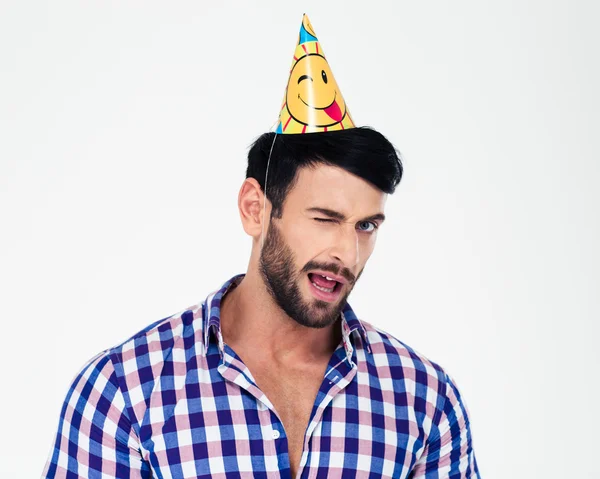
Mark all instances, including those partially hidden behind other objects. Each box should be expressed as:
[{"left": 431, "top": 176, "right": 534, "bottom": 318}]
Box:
[{"left": 219, "top": 269, "right": 343, "bottom": 367}]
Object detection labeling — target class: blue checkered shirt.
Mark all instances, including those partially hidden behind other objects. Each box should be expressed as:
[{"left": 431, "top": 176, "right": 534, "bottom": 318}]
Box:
[{"left": 43, "top": 274, "right": 480, "bottom": 478}]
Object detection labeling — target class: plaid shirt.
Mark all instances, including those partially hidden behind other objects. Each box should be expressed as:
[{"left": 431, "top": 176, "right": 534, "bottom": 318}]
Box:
[{"left": 43, "top": 274, "right": 480, "bottom": 478}]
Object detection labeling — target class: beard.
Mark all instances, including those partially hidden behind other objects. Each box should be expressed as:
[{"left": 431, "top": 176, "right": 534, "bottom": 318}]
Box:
[{"left": 259, "top": 219, "right": 361, "bottom": 329}]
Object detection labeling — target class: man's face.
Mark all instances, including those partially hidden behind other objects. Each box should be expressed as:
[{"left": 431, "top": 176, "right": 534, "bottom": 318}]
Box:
[{"left": 259, "top": 164, "right": 387, "bottom": 329}]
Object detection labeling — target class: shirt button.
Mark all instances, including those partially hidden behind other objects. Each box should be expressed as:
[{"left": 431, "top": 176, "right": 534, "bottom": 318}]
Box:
[{"left": 271, "top": 429, "right": 280, "bottom": 439}]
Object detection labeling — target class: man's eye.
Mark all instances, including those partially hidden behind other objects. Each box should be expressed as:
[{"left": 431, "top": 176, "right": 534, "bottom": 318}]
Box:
[
  {"left": 314, "top": 218, "right": 333, "bottom": 223},
  {"left": 357, "top": 221, "right": 377, "bottom": 232}
]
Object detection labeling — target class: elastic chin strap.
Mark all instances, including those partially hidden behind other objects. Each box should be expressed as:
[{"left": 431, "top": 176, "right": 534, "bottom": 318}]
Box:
[{"left": 260, "top": 132, "right": 279, "bottom": 252}]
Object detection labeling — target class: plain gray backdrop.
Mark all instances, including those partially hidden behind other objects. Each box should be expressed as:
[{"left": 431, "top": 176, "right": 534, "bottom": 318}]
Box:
[{"left": 1, "top": 1, "right": 598, "bottom": 477}]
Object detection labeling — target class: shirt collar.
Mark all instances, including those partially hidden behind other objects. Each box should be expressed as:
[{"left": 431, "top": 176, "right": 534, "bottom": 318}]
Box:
[{"left": 203, "top": 274, "right": 372, "bottom": 358}]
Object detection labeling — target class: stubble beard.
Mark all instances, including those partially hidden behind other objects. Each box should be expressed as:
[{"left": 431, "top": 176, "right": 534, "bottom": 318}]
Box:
[{"left": 258, "top": 220, "right": 355, "bottom": 329}]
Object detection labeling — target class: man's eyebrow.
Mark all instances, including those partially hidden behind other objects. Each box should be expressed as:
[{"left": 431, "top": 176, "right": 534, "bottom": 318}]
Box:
[
  {"left": 306, "top": 207, "right": 346, "bottom": 220},
  {"left": 364, "top": 213, "right": 386, "bottom": 223},
  {"left": 306, "top": 207, "right": 386, "bottom": 224}
]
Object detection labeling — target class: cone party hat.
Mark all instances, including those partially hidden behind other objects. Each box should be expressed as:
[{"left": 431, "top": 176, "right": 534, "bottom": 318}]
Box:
[{"left": 276, "top": 14, "right": 355, "bottom": 134}]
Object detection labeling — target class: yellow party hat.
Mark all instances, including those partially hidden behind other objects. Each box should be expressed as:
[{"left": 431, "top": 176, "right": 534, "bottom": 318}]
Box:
[{"left": 275, "top": 14, "right": 355, "bottom": 134}]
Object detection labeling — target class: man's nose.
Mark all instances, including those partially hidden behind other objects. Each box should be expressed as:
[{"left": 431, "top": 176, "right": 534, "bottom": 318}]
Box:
[{"left": 329, "top": 224, "right": 359, "bottom": 268}]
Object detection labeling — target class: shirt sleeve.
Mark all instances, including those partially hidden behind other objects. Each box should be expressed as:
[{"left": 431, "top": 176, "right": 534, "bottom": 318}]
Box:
[
  {"left": 41, "top": 351, "right": 151, "bottom": 478},
  {"left": 410, "top": 372, "right": 480, "bottom": 478}
]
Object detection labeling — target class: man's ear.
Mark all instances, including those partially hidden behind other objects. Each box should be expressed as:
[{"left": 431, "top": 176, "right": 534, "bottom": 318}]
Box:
[{"left": 238, "top": 178, "right": 270, "bottom": 238}]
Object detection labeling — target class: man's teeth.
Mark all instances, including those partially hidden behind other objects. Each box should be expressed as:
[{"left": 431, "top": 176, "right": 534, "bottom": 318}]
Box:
[
  {"left": 317, "top": 274, "right": 336, "bottom": 281},
  {"left": 311, "top": 281, "right": 335, "bottom": 293},
  {"left": 308, "top": 274, "right": 339, "bottom": 293}
]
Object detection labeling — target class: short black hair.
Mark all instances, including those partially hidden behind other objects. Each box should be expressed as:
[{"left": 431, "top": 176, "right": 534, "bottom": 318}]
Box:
[{"left": 246, "top": 127, "right": 403, "bottom": 218}]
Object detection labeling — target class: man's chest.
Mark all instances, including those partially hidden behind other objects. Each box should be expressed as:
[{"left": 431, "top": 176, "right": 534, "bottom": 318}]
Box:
[
  {"left": 248, "top": 365, "right": 325, "bottom": 473},
  {"left": 136, "top": 357, "right": 428, "bottom": 478}
]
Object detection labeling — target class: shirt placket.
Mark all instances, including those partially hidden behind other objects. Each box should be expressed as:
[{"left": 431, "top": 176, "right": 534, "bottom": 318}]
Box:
[
  {"left": 216, "top": 340, "right": 286, "bottom": 477},
  {"left": 205, "top": 295, "right": 362, "bottom": 479},
  {"left": 294, "top": 321, "right": 360, "bottom": 479},
  {"left": 219, "top": 344, "right": 358, "bottom": 479},
  {"left": 298, "top": 353, "right": 357, "bottom": 479},
  {"left": 204, "top": 295, "right": 288, "bottom": 477}
]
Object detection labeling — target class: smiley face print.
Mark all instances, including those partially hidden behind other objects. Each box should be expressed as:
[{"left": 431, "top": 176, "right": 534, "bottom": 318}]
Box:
[
  {"left": 276, "top": 15, "right": 355, "bottom": 134},
  {"left": 287, "top": 52, "right": 346, "bottom": 128}
]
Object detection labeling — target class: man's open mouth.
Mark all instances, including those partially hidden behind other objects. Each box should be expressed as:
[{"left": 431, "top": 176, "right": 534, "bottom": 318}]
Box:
[
  {"left": 306, "top": 273, "right": 345, "bottom": 302},
  {"left": 308, "top": 272, "right": 341, "bottom": 293}
]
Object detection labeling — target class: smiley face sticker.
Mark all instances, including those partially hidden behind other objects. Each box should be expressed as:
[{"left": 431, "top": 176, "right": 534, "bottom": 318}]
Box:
[{"left": 277, "top": 14, "right": 355, "bottom": 134}]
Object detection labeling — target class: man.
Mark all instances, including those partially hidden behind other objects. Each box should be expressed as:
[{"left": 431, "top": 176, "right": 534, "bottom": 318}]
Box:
[{"left": 43, "top": 15, "right": 480, "bottom": 478}]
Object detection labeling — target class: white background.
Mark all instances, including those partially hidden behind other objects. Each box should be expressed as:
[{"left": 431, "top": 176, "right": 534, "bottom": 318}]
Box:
[{"left": 1, "top": 1, "right": 598, "bottom": 477}]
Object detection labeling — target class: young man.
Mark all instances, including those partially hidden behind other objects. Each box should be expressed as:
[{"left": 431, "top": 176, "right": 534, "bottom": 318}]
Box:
[{"left": 43, "top": 15, "right": 480, "bottom": 479}]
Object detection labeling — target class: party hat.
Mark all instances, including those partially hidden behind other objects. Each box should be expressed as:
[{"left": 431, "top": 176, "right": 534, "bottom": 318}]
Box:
[{"left": 276, "top": 14, "right": 355, "bottom": 134}]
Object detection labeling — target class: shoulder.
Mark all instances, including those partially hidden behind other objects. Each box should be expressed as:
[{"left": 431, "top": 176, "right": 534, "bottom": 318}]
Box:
[
  {"left": 83, "top": 300, "right": 206, "bottom": 426},
  {"left": 358, "top": 319, "right": 460, "bottom": 423},
  {"left": 366, "top": 320, "right": 482, "bottom": 475},
  {"left": 106, "top": 299, "right": 204, "bottom": 371},
  {"left": 361, "top": 319, "right": 448, "bottom": 384}
]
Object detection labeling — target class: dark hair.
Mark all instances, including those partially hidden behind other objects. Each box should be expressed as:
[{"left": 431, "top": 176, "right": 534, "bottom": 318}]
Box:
[{"left": 246, "top": 127, "right": 403, "bottom": 218}]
